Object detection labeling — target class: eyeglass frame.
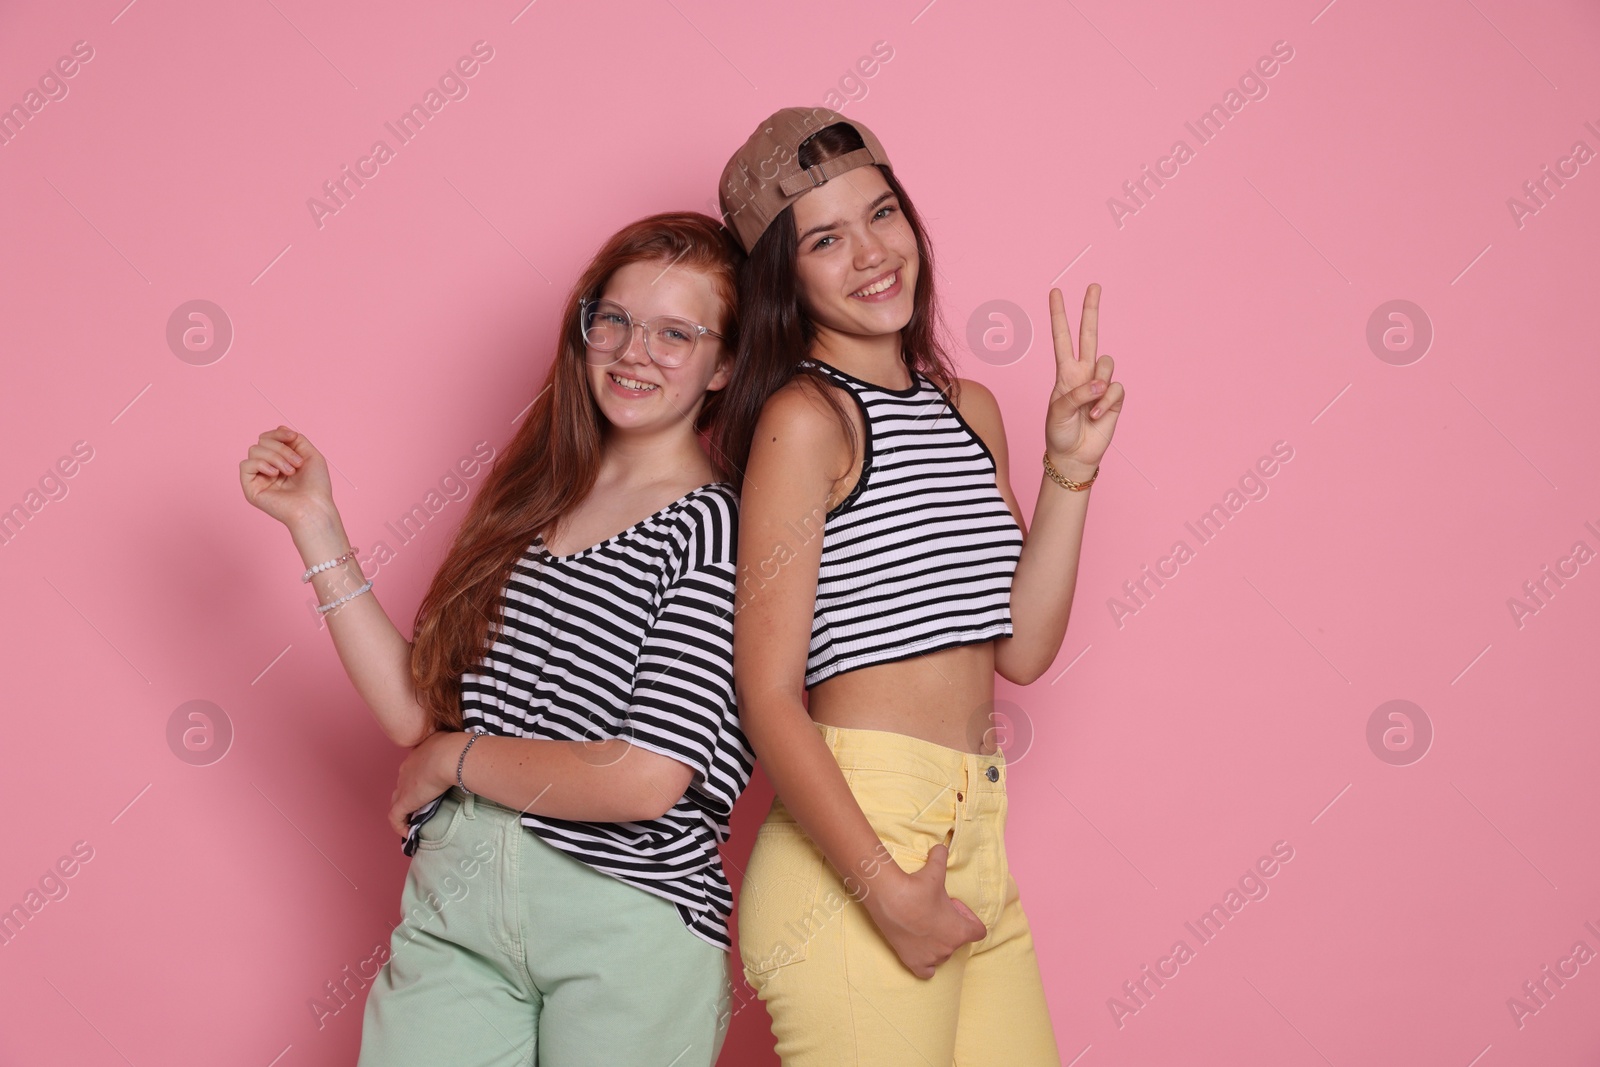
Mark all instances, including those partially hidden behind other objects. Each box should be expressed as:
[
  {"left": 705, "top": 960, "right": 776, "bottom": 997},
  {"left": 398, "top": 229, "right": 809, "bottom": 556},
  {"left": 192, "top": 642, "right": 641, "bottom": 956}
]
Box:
[{"left": 577, "top": 296, "right": 727, "bottom": 368}]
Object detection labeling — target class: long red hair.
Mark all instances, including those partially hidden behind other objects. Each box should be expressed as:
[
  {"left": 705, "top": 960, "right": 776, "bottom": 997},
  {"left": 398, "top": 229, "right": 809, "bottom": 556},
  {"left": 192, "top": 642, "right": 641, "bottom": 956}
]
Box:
[{"left": 410, "top": 212, "right": 745, "bottom": 731}]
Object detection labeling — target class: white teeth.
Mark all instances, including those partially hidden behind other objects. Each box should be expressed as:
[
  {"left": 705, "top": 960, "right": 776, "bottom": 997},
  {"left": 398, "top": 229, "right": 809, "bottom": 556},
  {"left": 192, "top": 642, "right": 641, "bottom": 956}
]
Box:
[
  {"left": 852, "top": 272, "right": 896, "bottom": 297},
  {"left": 609, "top": 373, "right": 658, "bottom": 392}
]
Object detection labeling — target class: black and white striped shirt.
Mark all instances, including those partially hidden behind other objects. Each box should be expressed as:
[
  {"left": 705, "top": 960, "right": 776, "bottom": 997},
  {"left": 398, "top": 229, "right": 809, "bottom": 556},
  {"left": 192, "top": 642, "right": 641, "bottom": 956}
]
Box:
[
  {"left": 403, "top": 482, "right": 752, "bottom": 951},
  {"left": 799, "top": 358, "right": 1025, "bottom": 688}
]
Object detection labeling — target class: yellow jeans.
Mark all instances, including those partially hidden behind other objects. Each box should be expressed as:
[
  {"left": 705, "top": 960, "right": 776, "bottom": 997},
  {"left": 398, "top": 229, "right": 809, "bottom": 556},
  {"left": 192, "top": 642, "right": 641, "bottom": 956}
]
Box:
[{"left": 738, "top": 723, "right": 1061, "bottom": 1065}]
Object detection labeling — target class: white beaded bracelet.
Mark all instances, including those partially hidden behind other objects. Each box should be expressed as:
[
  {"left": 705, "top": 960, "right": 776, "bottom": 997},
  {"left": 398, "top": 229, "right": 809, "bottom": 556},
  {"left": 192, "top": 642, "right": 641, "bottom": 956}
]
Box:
[
  {"left": 315, "top": 579, "right": 373, "bottom": 615},
  {"left": 303, "top": 547, "right": 359, "bottom": 583}
]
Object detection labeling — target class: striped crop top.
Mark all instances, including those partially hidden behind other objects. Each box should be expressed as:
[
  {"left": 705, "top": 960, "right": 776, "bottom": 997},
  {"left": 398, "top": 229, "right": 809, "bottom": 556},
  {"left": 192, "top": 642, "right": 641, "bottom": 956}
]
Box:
[{"left": 799, "top": 357, "right": 1025, "bottom": 688}]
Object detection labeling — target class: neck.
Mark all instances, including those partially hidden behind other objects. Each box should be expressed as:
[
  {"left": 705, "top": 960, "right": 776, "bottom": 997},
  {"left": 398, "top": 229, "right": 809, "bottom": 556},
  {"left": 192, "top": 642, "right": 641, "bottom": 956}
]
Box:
[
  {"left": 596, "top": 420, "right": 714, "bottom": 491},
  {"left": 810, "top": 327, "right": 908, "bottom": 388}
]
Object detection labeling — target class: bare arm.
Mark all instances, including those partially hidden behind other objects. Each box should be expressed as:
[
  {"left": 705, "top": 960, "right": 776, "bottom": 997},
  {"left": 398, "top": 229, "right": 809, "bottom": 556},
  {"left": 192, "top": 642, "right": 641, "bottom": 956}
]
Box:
[
  {"left": 956, "top": 284, "right": 1125, "bottom": 685},
  {"left": 388, "top": 733, "right": 695, "bottom": 834},
  {"left": 735, "top": 382, "right": 985, "bottom": 978},
  {"left": 242, "top": 427, "right": 432, "bottom": 747},
  {"left": 953, "top": 378, "right": 1096, "bottom": 685}
]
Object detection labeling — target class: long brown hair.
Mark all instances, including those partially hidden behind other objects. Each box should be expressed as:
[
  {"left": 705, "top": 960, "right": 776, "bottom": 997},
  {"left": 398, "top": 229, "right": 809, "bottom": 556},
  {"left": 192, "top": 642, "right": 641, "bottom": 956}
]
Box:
[
  {"left": 710, "top": 122, "right": 960, "bottom": 489},
  {"left": 411, "top": 212, "right": 745, "bottom": 731}
]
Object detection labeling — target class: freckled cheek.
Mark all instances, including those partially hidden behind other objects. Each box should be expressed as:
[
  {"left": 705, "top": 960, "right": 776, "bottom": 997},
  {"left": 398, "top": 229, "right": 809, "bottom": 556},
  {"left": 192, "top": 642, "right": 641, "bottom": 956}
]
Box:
[{"left": 653, "top": 365, "right": 698, "bottom": 404}]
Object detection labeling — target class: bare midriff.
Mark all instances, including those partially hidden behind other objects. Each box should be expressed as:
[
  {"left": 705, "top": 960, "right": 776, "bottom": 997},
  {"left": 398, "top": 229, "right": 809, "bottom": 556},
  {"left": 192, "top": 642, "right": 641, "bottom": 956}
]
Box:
[{"left": 805, "top": 640, "right": 1001, "bottom": 755}]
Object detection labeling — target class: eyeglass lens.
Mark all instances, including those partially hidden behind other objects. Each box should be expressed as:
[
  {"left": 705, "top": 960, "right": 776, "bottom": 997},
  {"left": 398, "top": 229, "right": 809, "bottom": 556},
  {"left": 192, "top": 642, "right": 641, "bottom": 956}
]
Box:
[{"left": 583, "top": 301, "right": 699, "bottom": 366}]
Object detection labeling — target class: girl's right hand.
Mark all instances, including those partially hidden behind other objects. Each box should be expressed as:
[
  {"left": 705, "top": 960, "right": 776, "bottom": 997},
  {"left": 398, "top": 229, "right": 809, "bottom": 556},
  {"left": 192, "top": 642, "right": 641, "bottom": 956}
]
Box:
[
  {"left": 239, "top": 425, "right": 335, "bottom": 529},
  {"left": 866, "top": 843, "right": 989, "bottom": 978}
]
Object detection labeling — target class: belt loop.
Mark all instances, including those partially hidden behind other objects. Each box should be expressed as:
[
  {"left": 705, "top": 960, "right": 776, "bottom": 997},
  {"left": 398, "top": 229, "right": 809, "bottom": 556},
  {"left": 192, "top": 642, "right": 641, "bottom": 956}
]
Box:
[{"left": 462, "top": 788, "right": 476, "bottom": 818}]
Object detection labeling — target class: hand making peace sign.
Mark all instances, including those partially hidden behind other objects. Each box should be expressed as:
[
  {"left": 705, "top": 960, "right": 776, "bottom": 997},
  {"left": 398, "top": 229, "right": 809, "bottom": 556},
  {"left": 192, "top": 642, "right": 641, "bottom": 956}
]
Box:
[{"left": 1043, "top": 283, "right": 1124, "bottom": 469}]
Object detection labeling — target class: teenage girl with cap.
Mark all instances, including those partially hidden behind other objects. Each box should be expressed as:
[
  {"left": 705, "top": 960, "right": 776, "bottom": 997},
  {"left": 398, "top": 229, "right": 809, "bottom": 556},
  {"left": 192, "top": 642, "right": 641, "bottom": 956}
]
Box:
[
  {"left": 712, "top": 109, "right": 1125, "bottom": 1064},
  {"left": 239, "top": 213, "right": 753, "bottom": 1066}
]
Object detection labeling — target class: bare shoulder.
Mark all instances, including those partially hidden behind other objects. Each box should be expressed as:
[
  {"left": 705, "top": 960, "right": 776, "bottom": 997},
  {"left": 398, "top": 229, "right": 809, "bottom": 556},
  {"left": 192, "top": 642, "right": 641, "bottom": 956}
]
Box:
[
  {"left": 949, "top": 375, "right": 1000, "bottom": 414},
  {"left": 751, "top": 374, "right": 856, "bottom": 471},
  {"left": 739, "top": 376, "right": 855, "bottom": 583},
  {"left": 757, "top": 374, "right": 848, "bottom": 436},
  {"left": 948, "top": 376, "right": 1007, "bottom": 454}
]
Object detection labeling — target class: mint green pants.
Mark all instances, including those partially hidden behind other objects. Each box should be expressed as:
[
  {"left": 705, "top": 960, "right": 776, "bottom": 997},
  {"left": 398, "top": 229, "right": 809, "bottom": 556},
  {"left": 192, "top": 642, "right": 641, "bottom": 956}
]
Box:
[{"left": 358, "top": 787, "right": 732, "bottom": 1066}]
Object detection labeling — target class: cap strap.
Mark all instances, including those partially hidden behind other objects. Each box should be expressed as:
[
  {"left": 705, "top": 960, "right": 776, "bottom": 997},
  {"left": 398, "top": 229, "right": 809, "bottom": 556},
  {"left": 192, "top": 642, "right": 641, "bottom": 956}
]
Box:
[{"left": 777, "top": 147, "right": 881, "bottom": 196}]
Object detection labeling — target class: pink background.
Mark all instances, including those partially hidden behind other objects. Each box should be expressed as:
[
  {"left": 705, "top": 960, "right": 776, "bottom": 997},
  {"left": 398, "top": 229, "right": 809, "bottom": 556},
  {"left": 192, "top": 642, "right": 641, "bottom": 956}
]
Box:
[{"left": 3, "top": 0, "right": 1598, "bottom": 1063}]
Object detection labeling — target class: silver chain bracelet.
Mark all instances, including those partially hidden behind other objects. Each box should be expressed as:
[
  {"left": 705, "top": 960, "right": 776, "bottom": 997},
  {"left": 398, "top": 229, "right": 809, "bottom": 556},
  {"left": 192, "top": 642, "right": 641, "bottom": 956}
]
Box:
[{"left": 456, "top": 730, "right": 486, "bottom": 793}]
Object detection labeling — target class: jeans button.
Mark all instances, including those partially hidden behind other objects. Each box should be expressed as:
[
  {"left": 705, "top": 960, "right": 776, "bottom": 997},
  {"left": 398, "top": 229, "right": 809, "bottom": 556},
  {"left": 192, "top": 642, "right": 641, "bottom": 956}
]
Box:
[{"left": 985, "top": 765, "right": 999, "bottom": 782}]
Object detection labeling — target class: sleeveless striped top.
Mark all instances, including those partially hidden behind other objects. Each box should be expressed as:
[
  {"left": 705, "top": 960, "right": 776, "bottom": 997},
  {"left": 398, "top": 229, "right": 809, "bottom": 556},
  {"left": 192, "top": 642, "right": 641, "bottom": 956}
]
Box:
[
  {"left": 402, "top": 483, "right": 752, "bottom": 951},
  {"left": 799, "top": 358, "right": 1024, "bottom": 688}
]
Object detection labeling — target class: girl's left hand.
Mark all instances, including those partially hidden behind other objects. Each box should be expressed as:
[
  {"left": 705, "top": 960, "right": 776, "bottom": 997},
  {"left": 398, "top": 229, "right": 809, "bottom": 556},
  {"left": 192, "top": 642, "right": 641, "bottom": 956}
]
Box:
[
  {"left": 1043, "top": 283, "right": 1124, "bottom": 470},
  {"left": 388, "top": 730, "right": 465, "bottom": 838}
]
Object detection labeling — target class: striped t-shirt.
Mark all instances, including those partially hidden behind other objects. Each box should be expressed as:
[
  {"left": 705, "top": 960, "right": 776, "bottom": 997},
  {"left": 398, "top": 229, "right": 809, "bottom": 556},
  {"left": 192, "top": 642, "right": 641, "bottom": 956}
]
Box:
[
  {"left": 799, "top": 358, "right": 1025, "bottom": 688},
  {"left": 403, "top": 482, "right": 752, "bottom": 951}
]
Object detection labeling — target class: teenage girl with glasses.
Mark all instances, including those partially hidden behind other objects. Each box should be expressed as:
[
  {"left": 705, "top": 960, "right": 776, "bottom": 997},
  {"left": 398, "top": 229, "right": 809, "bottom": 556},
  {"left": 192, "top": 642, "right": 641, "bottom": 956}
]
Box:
[
  {"left": 239, "top": 213, "right": 753, "bottom": 1066},
  {"left": 712, "top": 109, "right": 1126, "bottom": 1065}
]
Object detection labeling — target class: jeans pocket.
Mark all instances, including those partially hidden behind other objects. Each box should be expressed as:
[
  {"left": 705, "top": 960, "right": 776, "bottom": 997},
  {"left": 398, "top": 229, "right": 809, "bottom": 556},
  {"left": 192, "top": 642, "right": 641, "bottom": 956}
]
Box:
[
  {"left": 882, "top": 839, "right": 930, "bottom": 877},
  {"left": 845, "top": 766, "right": 958, "bottom": 873},
  {"left": 413, "top": 792, "right": 463, "bottom": 851},
  {"left": 739, "top": 824, "right": 828, "bottom": 979}
]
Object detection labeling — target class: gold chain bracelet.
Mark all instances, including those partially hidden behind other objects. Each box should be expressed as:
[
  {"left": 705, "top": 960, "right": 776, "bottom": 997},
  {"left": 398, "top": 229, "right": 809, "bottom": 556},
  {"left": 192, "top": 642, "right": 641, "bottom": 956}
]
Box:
[{"left": 1043, "top": 451, "right": 1099, "bottom": 491}]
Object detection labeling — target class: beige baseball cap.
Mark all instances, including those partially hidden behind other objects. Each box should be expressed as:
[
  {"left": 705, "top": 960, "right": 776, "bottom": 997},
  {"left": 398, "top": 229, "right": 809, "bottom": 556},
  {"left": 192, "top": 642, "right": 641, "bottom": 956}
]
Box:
[{"left": 718, "top": 106, "right": 893, "bottom": 254}]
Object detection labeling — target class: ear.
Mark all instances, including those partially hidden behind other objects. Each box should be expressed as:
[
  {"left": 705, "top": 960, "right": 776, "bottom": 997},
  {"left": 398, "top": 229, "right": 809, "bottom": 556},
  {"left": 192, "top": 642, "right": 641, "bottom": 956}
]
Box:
[{"left": 706, "top": 351, "right": 734, "bottom": 393}]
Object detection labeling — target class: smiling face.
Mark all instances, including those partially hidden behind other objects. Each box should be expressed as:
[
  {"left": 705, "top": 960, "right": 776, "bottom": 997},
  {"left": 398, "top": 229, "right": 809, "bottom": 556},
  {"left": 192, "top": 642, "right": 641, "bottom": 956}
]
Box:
[
  {"left": 583, "top": 258, "right": 733, "bottom": 434},
  {"left": 789, "top": 165, "right": 919, "bottom": 342}
]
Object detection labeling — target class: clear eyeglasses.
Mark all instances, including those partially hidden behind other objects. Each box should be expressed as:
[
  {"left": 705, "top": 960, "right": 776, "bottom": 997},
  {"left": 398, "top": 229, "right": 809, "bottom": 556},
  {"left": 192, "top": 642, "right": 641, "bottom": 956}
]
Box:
[{"left": 578, "top": 298, "right": 724, "bottom": 369}]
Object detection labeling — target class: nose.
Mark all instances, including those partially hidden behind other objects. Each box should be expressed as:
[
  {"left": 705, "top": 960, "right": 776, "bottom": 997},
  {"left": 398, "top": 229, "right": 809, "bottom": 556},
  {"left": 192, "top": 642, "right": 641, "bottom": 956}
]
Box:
[
  {"left": 616, "top": 322, "right": 652, "bottom": 365},
  {"left": 855, "top": 228, "right": 888, "bottom": 269}
]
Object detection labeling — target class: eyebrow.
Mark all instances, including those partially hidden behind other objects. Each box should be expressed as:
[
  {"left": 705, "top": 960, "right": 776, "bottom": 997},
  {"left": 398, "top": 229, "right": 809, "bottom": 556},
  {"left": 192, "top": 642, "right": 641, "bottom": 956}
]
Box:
[{"left": 797, "top": 190, "right": 897, "bottom": 244}]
